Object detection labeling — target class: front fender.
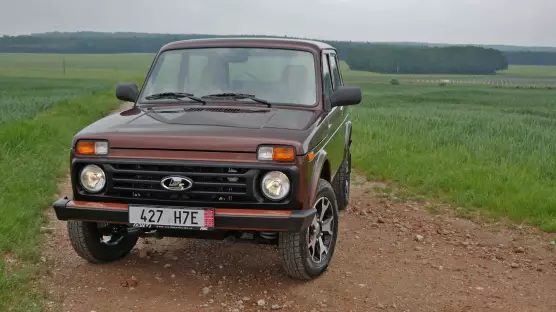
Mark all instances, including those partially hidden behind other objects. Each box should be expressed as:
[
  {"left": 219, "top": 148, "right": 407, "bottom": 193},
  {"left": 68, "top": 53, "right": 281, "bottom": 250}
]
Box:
[{"left": 308, "top": 150, "right": 328, "bottom": 208}]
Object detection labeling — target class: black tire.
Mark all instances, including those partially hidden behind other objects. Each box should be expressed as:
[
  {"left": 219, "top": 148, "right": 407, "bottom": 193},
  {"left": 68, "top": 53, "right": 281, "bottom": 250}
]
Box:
[
  {"left": 67, "top": 220, "right": 138, "bottom": 264},
  {"left": 335, "top": 150, "right": 351, "bottom": 211},
  {"left": 279, "top": 179, "right": 339, "bottom": 280}
]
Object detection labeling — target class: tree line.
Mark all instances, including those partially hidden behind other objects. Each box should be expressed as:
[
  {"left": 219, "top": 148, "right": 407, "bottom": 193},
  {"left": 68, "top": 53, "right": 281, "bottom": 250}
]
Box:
[
  {"left": 505, "top": 51, "right": 556, "bottom": 66},
  {"left": 0, "top": 33, "right": 291, "bottom": 54},
  {"left": 345, "top": 45, "right": 508, "bottom": 74},
  {"left": 1, "top": 32, "right": 554, "bottom": 73}
]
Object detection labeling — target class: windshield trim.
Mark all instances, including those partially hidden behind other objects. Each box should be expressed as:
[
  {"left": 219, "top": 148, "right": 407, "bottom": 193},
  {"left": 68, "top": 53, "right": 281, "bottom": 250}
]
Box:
[{"left": 135, "top": 46, "right": 321, "bottom": 109}]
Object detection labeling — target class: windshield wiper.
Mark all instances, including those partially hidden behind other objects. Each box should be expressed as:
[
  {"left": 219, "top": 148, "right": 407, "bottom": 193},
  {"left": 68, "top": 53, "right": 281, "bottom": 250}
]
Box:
[
  {"left": 145, "top": 92, "right": 206, "bottom": 104},
  {"left": 201, "top": 93, "right": 271, "bottom": 107}
]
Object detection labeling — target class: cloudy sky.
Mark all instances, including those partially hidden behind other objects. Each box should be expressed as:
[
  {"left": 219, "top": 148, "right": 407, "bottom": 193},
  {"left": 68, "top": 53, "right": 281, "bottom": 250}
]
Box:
[{"left": 2, "top": 0, "right": 555, "bottom": 47}]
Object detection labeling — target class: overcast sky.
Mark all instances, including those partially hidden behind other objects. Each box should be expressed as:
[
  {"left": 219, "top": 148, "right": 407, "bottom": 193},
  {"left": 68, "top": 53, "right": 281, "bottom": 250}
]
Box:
[{"left": 2, "top": 0, "right": 555, "bottom": 47}]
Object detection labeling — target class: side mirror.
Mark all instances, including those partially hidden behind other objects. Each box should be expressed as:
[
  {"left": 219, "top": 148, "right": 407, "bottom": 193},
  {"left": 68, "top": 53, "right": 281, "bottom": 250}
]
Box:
[
  {"left": 331, "top": 86, "right": 362, "bottom": 107},
  {"left": 116, "top": 82, "right": 139, "bottom": 102}
]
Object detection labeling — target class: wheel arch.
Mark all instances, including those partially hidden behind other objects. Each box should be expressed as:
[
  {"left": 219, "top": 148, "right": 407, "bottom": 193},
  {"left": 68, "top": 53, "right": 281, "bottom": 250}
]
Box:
[{"left": 308, "top": 150, "right": 331, "bottom": 207}]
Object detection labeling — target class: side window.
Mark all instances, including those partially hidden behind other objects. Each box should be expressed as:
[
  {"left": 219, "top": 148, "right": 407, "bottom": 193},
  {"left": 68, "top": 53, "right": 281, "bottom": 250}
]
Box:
[
  {"left": 322, "top": 54, "right": 333, "bottom": 98},
  {"left": 329, "top": 53, "right": 342, "bottom": 89}
]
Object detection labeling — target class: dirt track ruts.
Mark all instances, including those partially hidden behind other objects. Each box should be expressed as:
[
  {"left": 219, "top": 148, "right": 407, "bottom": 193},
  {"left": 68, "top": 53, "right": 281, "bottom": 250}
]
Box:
[{"left": 41, "top": 104, "right": 556, "bottom": 312}]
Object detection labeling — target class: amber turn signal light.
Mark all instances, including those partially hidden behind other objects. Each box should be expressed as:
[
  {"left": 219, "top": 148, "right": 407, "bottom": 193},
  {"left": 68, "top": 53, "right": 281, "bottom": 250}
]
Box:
[
  {"left": 76, "top": 140, "right": 109, "bottom": 155},
  {"left": 257, "top": 145, "right": 296, "bottom": 162},
  {"left": 273, "top": 147, "right": 295, "bottom": 162}
]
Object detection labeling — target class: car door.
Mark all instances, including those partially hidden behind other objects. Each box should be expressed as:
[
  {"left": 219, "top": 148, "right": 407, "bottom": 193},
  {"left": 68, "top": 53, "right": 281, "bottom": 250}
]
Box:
[{"left": 322, "top": 51, "right": 346, "bottom": 178}]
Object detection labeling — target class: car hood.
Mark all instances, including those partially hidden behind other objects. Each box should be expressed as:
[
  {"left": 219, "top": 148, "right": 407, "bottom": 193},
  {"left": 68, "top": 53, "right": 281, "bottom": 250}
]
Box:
[{"left": 74, "top": 105, "right": 321, "bottom": 154}]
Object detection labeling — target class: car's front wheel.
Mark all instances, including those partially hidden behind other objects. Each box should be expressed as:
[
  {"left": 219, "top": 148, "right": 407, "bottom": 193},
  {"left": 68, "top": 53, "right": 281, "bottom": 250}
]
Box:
[
  {"left": 67, "top": 221, "right": 138, "bottom": 264},
  {"left": 279, "top": 179, "right": 339, "bottom": 280}
]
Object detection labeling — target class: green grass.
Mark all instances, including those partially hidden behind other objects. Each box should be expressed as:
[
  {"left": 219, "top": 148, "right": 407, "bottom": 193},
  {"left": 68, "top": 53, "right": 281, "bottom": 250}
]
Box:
[
  {"left": 1, "top": 52, "right": 556, "bottom": 310},
  {"left": 0, "top": 76, "right": 111, "bottom": 125},
  {"left": 498, "top": 65, "right": 556, "bottom": 78},
  {"left": 0, "top": 53, "right": 153, "bottom": 126},
  {"left": 341, "top": 61, "right": 556, "bottom": 78},
  {"left": 341, "top": 61, "right": 556, "bottom": 87},
  {"left": 0, "top": 53, "right": 153, "bottom": 80},
  {"left": 0, "top": 88, "right": 127, "bottom": 311},
  {"left": 348, "top": 83, "right": 556, "bottom": 231},
  {"left": 0, "top": 53, "right": 149, "bottom": 311}
]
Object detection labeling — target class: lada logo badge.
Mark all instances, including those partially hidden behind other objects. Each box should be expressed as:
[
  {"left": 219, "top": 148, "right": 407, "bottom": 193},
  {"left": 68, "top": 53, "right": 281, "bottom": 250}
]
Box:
[{"left": 160, "top": 176, "right": 194, "bottom": 191}]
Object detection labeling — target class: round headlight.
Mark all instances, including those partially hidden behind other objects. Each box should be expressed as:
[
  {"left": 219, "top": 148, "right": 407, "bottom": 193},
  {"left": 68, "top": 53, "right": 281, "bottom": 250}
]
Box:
[
  {"left": 79, "top": 164, "right": 106, "bottom": 193},
  {"left": 261, "top": 171, "right": 290, "bottom": 200}
]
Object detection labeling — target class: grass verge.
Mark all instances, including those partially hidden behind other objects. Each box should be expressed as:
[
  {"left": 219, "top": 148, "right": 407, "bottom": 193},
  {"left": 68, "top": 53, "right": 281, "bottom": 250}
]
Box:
[
  {"left": 350, "top": 83, "right": 556, "bottom": 231},
  {"left": 0, "top": 76, "right": 111, "bottom": 125},
  {"left": 0, "top": 88, "right": 122, "bottom": 311}
]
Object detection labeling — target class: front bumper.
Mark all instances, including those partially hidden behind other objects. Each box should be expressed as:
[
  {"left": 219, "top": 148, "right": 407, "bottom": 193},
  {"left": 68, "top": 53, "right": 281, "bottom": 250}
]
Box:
[{"left": 52, "top": 198, "right": 315, "bottom": 232}]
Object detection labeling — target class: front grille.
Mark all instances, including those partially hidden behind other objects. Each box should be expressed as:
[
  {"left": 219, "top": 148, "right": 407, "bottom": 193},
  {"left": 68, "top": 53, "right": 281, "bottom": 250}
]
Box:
[
  {"left": 103, "top": 162, "right": 257, "bottom": 204},
  {"left": 72, "top": 159, "right": 300, "bottom": 209}
]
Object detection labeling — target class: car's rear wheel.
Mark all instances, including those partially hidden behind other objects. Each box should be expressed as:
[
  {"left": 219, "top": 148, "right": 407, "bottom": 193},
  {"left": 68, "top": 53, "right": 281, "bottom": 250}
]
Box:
[
  {"left": 279, "top": 179, "right": 339, "bottom": 280},
  {"left": 67, "top": 220, "right": 138, "bottom": 264}
]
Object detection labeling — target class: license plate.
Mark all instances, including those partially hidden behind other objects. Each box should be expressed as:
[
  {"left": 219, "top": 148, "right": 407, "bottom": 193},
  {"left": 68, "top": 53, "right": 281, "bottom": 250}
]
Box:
[{"left": 128, "top": 205, "right": 214, "bottom": 230}]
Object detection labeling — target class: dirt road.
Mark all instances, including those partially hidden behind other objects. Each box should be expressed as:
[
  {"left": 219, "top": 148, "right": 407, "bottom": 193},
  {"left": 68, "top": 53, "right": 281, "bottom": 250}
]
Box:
[{"left": 41, "top": 106, "right": 556, "bottom": 312}]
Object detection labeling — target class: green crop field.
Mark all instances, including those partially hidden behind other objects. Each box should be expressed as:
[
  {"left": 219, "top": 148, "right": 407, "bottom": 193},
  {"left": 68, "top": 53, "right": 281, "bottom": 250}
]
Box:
[
  {"left": 342, "top": 61, "right": 556, "bottom": 229},
  {"left": 341, "top": 61, "right": 556, "bottom": 87},
  {"left": 0, "top": 53, "right": 154, "bottom": 126},
  {"left": 349, "top": 83, "right": 556, "bottom": 230},
  {"left": 0, "top": 76, "right": 111, "bottom": 125},
  {"left": 1, "top": 53, "right": 556, "bottom": 311},
  {"left": 499, "top": 65, "right": 556, "bottom": 77},
  {"left": 0, "top": 53, "right": 153, "bottom": 80}
]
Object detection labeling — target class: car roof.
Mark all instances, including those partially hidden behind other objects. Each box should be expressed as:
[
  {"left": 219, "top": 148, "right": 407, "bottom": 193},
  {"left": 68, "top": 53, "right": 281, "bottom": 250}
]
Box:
[{"left": 160, "top": 37, "right": 336, "bottom": 52}]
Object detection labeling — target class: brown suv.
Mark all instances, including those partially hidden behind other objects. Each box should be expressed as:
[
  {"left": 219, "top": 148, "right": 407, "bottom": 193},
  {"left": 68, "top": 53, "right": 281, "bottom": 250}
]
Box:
[{"left": 52, "top": 37, "right": 362, "bottom": 280}]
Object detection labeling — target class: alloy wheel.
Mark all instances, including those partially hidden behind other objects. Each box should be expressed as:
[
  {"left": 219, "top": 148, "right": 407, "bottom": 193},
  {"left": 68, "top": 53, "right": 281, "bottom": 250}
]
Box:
[{"left": 307, "top": 197, "right": 335, "bottom": 263}]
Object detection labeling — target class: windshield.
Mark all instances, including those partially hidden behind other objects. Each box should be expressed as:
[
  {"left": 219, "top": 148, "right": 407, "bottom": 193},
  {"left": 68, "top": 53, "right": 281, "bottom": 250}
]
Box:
[{"left": 139, "top": 47, "right": 317, "bottom": 106}]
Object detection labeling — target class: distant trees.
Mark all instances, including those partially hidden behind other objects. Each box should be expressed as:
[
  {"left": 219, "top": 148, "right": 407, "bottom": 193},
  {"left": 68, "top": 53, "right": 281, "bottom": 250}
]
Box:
[
  {"left": 1, "top": 32, "right": 554, "bottom": 73},
  {"left": 505, "top": 51, "right": 556, "bottom": 66},
  {"left": 0, "top": 33, "right": 237, "bottom": 54},
  {"left": 0, "top": 35, "right": 185, "bottom": 53},
  {"left": 346, "top": 45, "right": 508, "bottom": 75}
]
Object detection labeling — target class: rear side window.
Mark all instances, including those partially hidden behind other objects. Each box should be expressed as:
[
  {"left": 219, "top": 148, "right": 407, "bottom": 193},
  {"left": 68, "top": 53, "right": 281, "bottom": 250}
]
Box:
[
  {"left": 329, "top": 54, "right": 342, "bottom": 89},
  {"left": 322, "top": 55, "right": 333, "bottom": 97}
]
